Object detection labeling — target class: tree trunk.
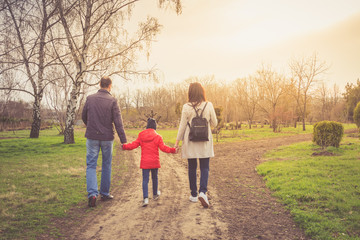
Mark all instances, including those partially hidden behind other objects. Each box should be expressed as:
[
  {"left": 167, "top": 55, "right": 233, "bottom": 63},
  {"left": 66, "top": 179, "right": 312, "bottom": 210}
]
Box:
[
  {"left": 302, "top": 105, "right": 306, "bottom": 131},
  {"left": 30, "top": 97, "right": 41, "bottom": 138},
  {"left": 64, "top": 84, "right": 80, "bottom": 144},
  {"left": 302, "top": 118, "right": 306, "bottom": 131},
  {"left": 302, "top": 97, "right": 307, "bottom": 131},
  {"left": 272, "top": 118, "right": 277, "bottom": 132}
]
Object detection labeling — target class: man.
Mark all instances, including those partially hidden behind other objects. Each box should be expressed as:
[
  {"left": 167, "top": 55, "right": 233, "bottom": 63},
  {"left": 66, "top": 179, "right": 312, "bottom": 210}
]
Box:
[{"left": 82, "top": 76, "right": 127, "bottom": 207}]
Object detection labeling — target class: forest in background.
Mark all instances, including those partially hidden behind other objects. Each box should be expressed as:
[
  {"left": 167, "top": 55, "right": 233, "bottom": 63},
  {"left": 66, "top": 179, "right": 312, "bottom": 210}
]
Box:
[{"left": 2, "top": 62, "right": 360, "bottom": 134}]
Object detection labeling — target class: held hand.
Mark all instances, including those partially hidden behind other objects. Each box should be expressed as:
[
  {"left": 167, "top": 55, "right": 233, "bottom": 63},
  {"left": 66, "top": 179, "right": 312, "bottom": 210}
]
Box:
[
  {"left": 174, "top": 140, "right": 180, "bottom": 154},
  {"left": 174, "top": 140, "right": 180, "bottom": 149}
]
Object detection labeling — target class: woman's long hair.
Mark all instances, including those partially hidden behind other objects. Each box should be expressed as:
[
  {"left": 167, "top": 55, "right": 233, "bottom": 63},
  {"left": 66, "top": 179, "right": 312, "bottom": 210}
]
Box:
[{"left": 188, "top": 82, "right": 206, "bottom": 107}]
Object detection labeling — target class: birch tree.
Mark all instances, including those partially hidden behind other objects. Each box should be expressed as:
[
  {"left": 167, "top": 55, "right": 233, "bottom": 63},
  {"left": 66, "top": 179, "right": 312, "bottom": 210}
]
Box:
[
  {"left": 55, "top": 0, "right": 181, "bottom": 143},
  {"left": 0, "top": 0, "right": 58, "bottom": 138}
]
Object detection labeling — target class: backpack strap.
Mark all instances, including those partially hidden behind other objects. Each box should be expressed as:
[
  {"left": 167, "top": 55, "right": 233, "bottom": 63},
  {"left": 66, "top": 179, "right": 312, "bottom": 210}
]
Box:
[
  {"left": 187, "top": 102, "right": 208, "bottom": 129},
  {"left": 199, "top": 102, "right": 208, "bottom": 118},
  {"left": 191, "top": 104, "right": 200, "bottom": 117},
  {"left": 190, "top": 102, "right": 208, "bottom": 117}
]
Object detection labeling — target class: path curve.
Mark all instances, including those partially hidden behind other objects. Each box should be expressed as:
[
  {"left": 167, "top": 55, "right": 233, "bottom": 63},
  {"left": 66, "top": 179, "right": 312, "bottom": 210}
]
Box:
[{"left": 211, "top": 134, "right": 313, "bottom": 239}]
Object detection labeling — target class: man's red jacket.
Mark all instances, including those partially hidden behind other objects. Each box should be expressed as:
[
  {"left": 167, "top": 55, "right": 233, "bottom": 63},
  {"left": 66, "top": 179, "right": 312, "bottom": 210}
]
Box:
[{"left": 122, "top": 129, "right": 176, "bottom": 169}]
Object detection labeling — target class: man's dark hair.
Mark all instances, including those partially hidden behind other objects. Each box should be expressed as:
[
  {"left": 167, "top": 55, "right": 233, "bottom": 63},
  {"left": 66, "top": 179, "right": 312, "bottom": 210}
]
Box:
[{"left": 100, "top": 76, "right": 112, "bottom": 88}]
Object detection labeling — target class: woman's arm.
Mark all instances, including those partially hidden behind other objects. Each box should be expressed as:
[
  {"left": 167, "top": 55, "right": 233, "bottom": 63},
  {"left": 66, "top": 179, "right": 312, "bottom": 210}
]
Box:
[
  {"left": 209, "top": 102, "right": 218, "bottom": 128},
  {"left": 176, "top": 104, "right": 188, "bottom": 142}
]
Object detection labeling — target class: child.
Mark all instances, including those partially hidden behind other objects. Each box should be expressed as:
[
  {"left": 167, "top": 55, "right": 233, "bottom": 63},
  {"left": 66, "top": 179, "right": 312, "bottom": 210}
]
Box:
[{"left": 122, "top": 118, "right": 177, "bottom": 206}]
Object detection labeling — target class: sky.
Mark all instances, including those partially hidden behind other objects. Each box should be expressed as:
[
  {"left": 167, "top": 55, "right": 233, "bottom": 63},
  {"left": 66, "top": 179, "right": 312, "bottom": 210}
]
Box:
[{"left": 125, "top": 0, "right": 360, "bottom": 92}]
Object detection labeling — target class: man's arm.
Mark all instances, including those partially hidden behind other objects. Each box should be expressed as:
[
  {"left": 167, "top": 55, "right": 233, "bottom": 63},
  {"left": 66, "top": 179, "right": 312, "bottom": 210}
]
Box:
[
  {"left": 112, "top": 100, "right": 127, "bottom": 143},
  {"left": 82, "top": 99, "right": 88, "bottom": 125}
]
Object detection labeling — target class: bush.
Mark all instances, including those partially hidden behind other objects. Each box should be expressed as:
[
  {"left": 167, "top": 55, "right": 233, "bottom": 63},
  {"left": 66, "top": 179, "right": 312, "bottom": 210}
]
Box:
[
  {"left": 313, "top": 121, "right": 344, "bottom": 149},
  {"left": 353, "top": 101, "right": 360, "bottom": 128}
]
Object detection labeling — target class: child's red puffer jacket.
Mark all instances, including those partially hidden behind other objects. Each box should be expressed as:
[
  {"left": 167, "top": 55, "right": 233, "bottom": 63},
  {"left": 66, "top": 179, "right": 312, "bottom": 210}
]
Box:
[{"left": 122, "top": 129, "right": 176, "bottom": 169}]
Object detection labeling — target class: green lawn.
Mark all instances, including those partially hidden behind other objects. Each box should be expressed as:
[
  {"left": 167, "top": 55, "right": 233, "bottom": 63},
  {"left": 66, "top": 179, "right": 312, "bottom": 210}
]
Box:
[
  {"left": 127, "top": 123, "right": 356, "bottom": 144},
  {"left": 126, "top": 125, "right": 314, "bottom": 145},
  {"left": 256, "top": 136, "right": 360, "bottom": 240},
  {"left": 126, "top": 128, "right": 178, "bottom": 145},
  {"left": 0, "top": 128, "right": 123, "bottom": 239}
]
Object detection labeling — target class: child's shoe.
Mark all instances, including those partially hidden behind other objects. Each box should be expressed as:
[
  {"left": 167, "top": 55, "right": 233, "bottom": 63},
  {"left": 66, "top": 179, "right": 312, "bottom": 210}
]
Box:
[
  {"left": 153, "top": 190, "right": 161, "bottom": 200},
  {"left": 189, "top": 195, "right": 198, "bottom": 203},
  {"left": 198, "top": 192, "right": 209, "bottom": 208},
  {"left": 143, "top": 198, "right": 149, "bottom": 207}
]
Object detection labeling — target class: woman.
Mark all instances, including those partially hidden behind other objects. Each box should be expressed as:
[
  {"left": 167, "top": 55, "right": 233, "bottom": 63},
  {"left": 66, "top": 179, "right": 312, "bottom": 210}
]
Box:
[{"left": 175, "top": 82, "right": 218, "bottom": 208}]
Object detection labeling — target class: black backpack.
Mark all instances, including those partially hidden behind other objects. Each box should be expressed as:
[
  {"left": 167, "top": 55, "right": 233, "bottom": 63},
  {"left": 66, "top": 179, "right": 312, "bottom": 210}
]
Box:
[{"left": 187, "top": 102, "right": 209, "bottom": 142}]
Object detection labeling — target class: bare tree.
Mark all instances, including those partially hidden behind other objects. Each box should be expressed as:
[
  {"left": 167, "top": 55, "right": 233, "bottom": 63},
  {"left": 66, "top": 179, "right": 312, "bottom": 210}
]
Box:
[
  {"left": 55, "top": 0, "right": 181, "bottom": 143},
  {"left": 234, "top": 77, "right": 259, "bottom": 129},
  {"left": 133, "top": 89, "right": 144, "bottom": 115},
  {"left": 313, "top": 83, "right": 344, "bottom": 122},
  {"left": 318, "top": 82, "right": 330, "bottom": 121},
  {"left": 255, "top": 65, "right": 287, "bottom": 132},
  {"left": 289, "top": 53, "right": 329, "bottom": 131},
  {"left": 44, "top": 65, "right": 81, "bottom": 134},
  {"left": 0, "top": 0, "right": 58, "bottom": 138}
]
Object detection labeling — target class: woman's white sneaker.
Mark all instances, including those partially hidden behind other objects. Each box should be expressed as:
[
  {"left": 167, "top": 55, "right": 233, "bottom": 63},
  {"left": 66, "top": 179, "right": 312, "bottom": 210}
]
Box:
[
  {"left": 153, "top": 190, "right": 161, "bottom": 200},
  {"left": 189, "top": 195, "right": 198, "bottom": 202},
  {"left": 143, "top": 198, "right": 149, "bottom": 207},
  {"left": 198, "top": 192, "right": 209, "bottom": 208}
]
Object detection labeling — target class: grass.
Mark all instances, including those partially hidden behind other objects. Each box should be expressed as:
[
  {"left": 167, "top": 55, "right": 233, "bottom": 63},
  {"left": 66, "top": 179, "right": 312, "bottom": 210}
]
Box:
[
  {"left": 126, "top": 125, "right": 314, "bottom": 145},
  {"left": 218, "top": 123, "right": 357, "bottom": 143},
  {"left": 256, "top": 135, "right": 360, "bottom": 240},
  {"left": 0, "top": 127, "right": 123, "bottom": 239},
  {"left": 218, "top": 125, "right": 313, "bottom": 142},
  {"left": 126, "top": 123, "right": 357, "bottom": 144},
  {"left": 126, "top": 128, "right": 178, "bottom": 145}
]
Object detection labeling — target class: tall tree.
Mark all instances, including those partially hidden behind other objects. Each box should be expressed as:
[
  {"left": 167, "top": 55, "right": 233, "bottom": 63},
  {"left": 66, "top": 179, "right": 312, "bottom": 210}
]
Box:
[
  {"left": 55, "top": 0, "right": 181, "bottom": 143},
  {"left": 255, "top": 65, "right": 287, "bottom": 132},
  {"left": 0, "top": 0, "right": 58, "bottom": 138},
  {"left": 234, "top": 77, "right": 259, "bottom": 129},
  {"left": 343, "top": 79, "right": 360, "bottom": 121},
  {"left": 289, "top": 53, "right": 329, "bottom": 131}
]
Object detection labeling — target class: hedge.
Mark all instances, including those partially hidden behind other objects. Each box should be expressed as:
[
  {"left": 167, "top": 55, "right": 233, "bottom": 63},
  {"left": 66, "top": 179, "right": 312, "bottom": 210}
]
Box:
[{"left": 313, "top": 121, "right": 344, "bottom": 149}]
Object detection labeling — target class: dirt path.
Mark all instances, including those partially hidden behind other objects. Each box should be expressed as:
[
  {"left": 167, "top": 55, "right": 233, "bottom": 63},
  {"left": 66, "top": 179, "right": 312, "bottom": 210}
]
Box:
[
  {"left": 66, "top": 147, "right": 227, "bottom": 240},
  {"left": 211, "top": 134, "right": 313, "bottom": 240},
  {"left": 49, "top": 134, "right": 316, "bottom": 240}
]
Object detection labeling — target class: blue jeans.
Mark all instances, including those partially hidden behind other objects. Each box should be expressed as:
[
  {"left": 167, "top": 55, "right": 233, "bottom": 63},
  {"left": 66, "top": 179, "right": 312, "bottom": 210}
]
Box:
[
  {"left": 86, "top": 139, "right": 113, "bottom": 198},
  {"left": 142, "top": 169, "right": 158, "bottom": 199},
  {"left": 188, "top": 158, "right": 210, "bottom": 197}
]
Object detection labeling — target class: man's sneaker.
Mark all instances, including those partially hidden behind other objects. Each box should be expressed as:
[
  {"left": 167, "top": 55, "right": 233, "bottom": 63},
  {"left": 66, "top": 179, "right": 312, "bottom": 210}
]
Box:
[
  {"left": 101, "top": 194, "right": 114, "bottom": 201},
  {"left": 153, "top": 190, "right": 161, "bottom": 200},
  {"left": 143, "top": 198, "right": 149, "bottom": 207},
  {"left": 198, "top": 192, "right": 209, "bottom": 208},
  {"left": 88, "top": 196, "right": 96, "bottom": 207},
  {"left": 189, "top": 195, "right": 198, "bottom": 203}
]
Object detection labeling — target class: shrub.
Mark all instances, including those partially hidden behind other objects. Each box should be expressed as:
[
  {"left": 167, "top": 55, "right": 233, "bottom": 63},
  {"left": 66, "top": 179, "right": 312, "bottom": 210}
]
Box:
[
  {"left": 353, "top": 101, "right": 360, "bottom": 128},
  {"left": 313, "top": 121, "right": 344, "bottom": 149}
]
